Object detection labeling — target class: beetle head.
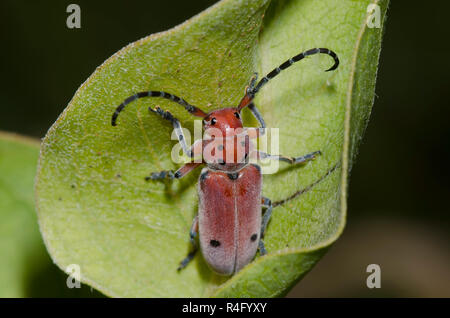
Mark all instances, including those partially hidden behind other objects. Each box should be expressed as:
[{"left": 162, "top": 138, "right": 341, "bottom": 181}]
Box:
[
  {"left": 202, "top": 107, "right": 252, "bottom": 172},
  {"left": 202, "top": 107, "right": 243, "bottom": 137}
]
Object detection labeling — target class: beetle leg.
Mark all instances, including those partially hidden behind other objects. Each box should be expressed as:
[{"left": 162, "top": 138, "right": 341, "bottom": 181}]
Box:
[
  {"left": 145, "top": 162, "right": 202, "bottom": 181},
  {"left": 258, "top": 197, "right": 272, "bottom": 256},
  {"left": 258, "top": 240, "right": 267, "bottom": 256},
  {"left": 145, "top": 170, "right": 175, "bottom": 180},
  {"left": 177, "top": 216, "right": 199, "bottom": 271},
  {"left": 148, "top": 106, "right": 193, "bottom": 158},
  {"left": 248, "top": 103, "right": 266, "bottom": 130},
  {"left": 255, "top": 150, "right": 321, "bottom": 165},
  {"left": 145, "top": 139, "right": 203, "bottom": 181},
  {"left": 292, "top": 150, "right": 322, "bottom": 164},
  {"left": 261, "top": 197, "right": 273, "bottom": 238}
]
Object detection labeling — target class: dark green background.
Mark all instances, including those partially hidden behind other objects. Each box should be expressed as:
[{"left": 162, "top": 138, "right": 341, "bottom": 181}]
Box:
[{"left": 1, "top": 1, "right": 448, "bottom": 297}]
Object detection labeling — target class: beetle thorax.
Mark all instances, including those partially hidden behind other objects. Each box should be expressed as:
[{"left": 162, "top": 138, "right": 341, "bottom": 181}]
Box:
[{"left": 202, "top": 108, "right": 251, "bottom": 172}]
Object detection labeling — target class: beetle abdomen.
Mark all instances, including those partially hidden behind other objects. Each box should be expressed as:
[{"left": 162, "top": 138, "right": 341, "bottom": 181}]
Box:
[{"left": 198, "top": 165, "right": 262, "bottom": 275}]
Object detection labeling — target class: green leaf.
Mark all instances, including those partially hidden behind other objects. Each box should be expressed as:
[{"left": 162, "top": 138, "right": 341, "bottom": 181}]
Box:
[
  {"left": 0, "top": 132, "right": 103, "bottom": 297},
  {"left": 35, "top": 0, "right": 388, "bottom": 297},
  {"left": 0, "top": 132, "right": 41, "bottom": 297}
]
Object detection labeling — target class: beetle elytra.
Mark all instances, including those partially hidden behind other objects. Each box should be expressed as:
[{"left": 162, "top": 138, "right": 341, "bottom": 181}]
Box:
[{"left": 112, "top": 47, "right": 339, "bottom": 275}]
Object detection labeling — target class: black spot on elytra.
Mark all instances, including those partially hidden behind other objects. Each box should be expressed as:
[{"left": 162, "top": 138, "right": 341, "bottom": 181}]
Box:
[
  {"left": 251, "top": 234, "right": 258, "bottom": 242},
  {"left": 200, "top": 170, "right": 209, "bottom": 181},
  {"left": 210, "top": 240, "right": 221, "bottom": 247},
  {"left": 251, "top": 164, "right": 261, "bottom": 172},
  {"left": 227, "top": 172, "right": 239, "bottom": 180}
]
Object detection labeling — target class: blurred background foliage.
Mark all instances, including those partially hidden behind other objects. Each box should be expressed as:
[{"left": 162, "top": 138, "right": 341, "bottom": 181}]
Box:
[{"left": 0, "top": 0, "right": 448, "bottom": 297}]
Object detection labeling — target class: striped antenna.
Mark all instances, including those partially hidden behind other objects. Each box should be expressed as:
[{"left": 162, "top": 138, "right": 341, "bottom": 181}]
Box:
[
  {"left": 238, "top": 48, "right": 339, "bottom": 111},
  {"left": 111, "top": 91, "right": 206, "bottom": 126}
]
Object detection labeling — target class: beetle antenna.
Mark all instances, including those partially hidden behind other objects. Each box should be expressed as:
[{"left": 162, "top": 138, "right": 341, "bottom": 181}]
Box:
[
  {"left": 111, "top": 91, "right": 207, "bottom": 126},
  {"left": 272, "top": 161, "right": 339, "bottom": 207},
  {"left": 238, "top": 48, "right": 339, "bottom": 110}
]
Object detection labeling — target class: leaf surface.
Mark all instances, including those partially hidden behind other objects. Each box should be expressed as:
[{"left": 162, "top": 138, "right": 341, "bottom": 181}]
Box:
[
  {"left": 0, "top": 132, "right": 104, "bottom": 297},
  {"left": 35, "top": 0, "right": 388, "bottom": 297},
  {"left": 0, "top": 133, "right": 42, "bottom": 297}
]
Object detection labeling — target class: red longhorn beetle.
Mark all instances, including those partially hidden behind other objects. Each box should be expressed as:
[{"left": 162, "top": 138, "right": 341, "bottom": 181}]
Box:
[{"left": 112, "top": 48, "right": 339, "bottom": 275}]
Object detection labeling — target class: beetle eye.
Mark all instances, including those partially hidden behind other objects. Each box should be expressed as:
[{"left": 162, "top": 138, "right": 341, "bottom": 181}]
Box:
[
  {"left": 211, "top": 117, "right": 217, "bottom": 125},
  {"left": 234, "top": 112, "right": 240, "bottom": 119}
]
